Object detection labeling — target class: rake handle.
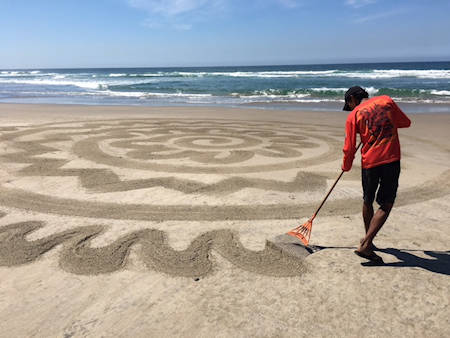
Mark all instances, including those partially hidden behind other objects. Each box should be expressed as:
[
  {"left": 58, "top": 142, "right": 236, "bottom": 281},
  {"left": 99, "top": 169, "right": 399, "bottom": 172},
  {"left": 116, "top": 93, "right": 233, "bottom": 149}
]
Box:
[{"left": 310, "top": 141, "right": 362, "bottom": 221}]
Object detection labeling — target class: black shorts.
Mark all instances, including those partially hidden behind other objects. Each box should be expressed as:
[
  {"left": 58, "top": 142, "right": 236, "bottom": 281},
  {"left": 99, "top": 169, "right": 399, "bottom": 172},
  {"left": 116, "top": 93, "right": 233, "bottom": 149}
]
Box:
[{"left": 362, "top": 161, "right": 400, "bottom": 206}]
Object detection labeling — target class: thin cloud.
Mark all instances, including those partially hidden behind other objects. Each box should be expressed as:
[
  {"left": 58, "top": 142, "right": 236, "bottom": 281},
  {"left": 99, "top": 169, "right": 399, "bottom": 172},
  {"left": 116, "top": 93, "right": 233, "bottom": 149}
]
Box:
[
  {"left": 354, "top": 9, "right": 403, "bottom": 23},
  {"left": 174, "top": 23, "right": 193, "bottom": 30},
  {"left": 127, "top": 0, "right": 304, "bottom": 29},
  {"left": 128, "top": 0, "right": 210, "bottom": 16},
  {"left": 128, "top": 0, "right": 223, "bottom": 30},
  {"left": 277, "top": 0, "right": 300, "bottom": 8},
  {"left": 346, "top": 0, "right": 377, "bottom": 8},
  {"left": 128, "top": 0, "right": 302, "bottom": 17}
]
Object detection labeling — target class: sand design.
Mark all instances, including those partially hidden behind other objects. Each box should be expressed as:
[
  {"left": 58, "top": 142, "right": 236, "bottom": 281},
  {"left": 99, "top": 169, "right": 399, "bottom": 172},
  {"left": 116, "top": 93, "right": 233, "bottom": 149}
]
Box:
[
  {"left": 0, "top": 214, "right": 306, "bottom": 276},
  {"left": 0, "top": 118, "right": 449, "bottom": 276}
]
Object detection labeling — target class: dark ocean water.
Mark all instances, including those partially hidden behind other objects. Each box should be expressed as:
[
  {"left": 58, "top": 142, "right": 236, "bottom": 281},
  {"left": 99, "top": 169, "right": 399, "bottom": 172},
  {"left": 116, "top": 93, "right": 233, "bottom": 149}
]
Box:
[{"left": 1, "top": 61, "right": 449, "bottom": 112}]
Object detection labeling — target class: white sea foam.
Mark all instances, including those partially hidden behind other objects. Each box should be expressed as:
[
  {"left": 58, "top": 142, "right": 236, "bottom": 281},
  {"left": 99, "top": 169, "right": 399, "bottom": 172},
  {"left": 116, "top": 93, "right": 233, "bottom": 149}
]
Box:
[
  {"left": 0, "top": 70, "right": 52, "bottom": 77},
  {"left": 333, "top": 69, "right": 450, "bottom": 79},
  {"left": 375, "top": 69, "right": 450, "bottom": 79},
  {"left": 123, "top": 69, "right": 450, "bottom": 79},
  {"left": 310, "top": 87, "right": 379, "bottom": 95},
  {"left": 0, "top": 78, "right": 108, "bottom": 90},
  {"left": 240, "top": 97, "right": 338, "bottom": 104},
  {"left": 110, "top": 69, "right": 450, "bottom": 79},
  {"left": 100, "top": 90, "right": 147, "bottom": 98},
  {"left": 99, "top": 90, "right": 213, "bottom": 99},
  {"left": 429, "top": 90, "right": 450, "bottom": 96},
  {"left": 109, "top": 73, "right": 127, "bottom": 77},
  {"left": 175, "top": 70, "right": 339, "bottom": 78},
  {"left": 364, "top": 87, "right": 379, "bottom": 95},
  {"left": 144, "top": 92, "right": 212, "bottom": 98},
  {"left": 122, "top": 70, "right": 341, "bottom": 79},
  {"left": 240, "top": 92, "right": 311, "bottom": 100},
  {"left": 128, "top": 73, "right": 166, "bottom": 77},
  {"left": 310, "top": 87, "right": 347, "bottom": 92}
]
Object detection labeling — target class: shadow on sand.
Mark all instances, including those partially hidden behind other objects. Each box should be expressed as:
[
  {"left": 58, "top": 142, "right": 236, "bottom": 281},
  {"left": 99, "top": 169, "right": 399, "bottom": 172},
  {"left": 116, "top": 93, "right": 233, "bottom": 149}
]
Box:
[
  {"left": 310, "top": 245, "right": 450, "bottom": 276},
  {"left": 361, "top": 248, "right": 450, "bottom": 276}
]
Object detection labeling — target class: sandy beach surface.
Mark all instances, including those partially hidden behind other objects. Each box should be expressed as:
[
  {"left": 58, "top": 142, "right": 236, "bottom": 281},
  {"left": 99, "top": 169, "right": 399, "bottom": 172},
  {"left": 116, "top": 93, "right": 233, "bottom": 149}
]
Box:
[{"left": 0, "top": 103, "right": 448, "bottom": 337}]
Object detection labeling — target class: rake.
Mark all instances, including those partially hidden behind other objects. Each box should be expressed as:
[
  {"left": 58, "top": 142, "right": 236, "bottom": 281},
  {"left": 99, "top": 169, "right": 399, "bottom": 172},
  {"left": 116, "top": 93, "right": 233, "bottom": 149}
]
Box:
[{"left": 287, "top": 142, "right": 362, "bottom": 246}]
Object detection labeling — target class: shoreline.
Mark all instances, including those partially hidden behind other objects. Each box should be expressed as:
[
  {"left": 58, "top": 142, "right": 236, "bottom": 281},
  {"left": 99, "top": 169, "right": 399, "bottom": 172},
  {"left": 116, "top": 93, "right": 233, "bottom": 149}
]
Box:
[
  {"left": 2, "top": 100, "right": 450, "bottom": 114},
  {"left": 1, "top": 103, "right": 449, "bottom": 141}
]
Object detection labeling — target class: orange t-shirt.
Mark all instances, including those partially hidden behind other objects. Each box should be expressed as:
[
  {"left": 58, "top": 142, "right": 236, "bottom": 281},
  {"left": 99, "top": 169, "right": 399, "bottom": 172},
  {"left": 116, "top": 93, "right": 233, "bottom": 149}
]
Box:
[{"left": 342, "top": 95, "right": 411, "bottom": 171}]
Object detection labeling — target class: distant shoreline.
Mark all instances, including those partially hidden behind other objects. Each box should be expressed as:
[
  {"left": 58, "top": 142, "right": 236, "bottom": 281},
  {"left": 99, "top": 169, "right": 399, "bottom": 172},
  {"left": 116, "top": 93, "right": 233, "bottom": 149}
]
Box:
[{"left": 1, "top": 101, "right": 450, "bottom": 114}]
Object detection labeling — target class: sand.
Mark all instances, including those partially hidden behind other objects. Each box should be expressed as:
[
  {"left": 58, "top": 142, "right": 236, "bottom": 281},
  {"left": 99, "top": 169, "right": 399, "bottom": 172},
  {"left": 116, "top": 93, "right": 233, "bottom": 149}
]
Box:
[{"left": 0, "top": 103, "right": 448, "bottom": 337}]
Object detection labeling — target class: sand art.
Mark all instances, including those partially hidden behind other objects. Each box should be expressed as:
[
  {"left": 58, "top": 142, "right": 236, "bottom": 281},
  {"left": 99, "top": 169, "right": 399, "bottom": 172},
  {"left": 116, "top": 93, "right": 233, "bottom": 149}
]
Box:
[
  {"left": 0, "top": 118, "right": 448, "bottom": 276},
  {"left": 0, "top": 216, "right": 306, "bottom": 276}
]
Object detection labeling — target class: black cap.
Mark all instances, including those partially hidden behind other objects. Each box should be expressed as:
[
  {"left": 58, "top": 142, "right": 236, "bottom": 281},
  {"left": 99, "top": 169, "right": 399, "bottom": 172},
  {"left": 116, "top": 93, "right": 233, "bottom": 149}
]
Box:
[{"left": 343, "top": 86, "right": 368, "bottom": 111}]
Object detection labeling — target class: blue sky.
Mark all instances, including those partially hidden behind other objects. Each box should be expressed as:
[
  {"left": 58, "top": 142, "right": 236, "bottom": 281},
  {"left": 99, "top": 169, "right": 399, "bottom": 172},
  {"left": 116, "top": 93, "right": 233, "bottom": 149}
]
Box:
[{"left": 1, "top": 0, "right": 449, "bottom": 68}]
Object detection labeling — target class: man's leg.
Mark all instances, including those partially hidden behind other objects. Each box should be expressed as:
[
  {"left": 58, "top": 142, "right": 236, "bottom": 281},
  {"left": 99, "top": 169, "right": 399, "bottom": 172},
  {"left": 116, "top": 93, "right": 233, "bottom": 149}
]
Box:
[
  {"left": 362, "top": 202, "right": 374, "bottom": 233},
  {"left": 359, "top": 161, "right": 400, "bottom": 252},
  {"left": 358, "top": 203, "right": 393, "bottom": 253},
  {"left": 361, "top": 201, "right": 375, "bottom": 250}
]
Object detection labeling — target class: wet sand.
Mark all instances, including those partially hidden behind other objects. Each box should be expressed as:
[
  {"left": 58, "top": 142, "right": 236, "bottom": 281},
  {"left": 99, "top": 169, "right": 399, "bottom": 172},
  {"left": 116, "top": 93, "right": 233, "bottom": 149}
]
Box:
[{"left": 0, "top": 103, "right": 449, "bottom": 337}]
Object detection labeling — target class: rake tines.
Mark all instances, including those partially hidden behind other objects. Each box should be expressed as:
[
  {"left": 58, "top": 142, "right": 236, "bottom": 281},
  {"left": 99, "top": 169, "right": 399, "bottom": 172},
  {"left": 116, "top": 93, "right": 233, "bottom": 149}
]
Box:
[{"left": 287, "top": 218, "right": 313, "bottom": 246}]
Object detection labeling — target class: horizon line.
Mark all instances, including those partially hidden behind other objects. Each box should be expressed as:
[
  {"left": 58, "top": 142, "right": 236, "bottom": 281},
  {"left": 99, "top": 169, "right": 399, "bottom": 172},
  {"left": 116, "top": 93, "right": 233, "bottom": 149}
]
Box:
[{"left": 2, "top": 59, "right": 450, "bottom": 71}]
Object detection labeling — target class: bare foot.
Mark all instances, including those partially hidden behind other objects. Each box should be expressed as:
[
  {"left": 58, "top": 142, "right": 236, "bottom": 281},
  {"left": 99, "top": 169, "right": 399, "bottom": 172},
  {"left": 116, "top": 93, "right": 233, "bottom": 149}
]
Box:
[
  {"left": 360, "top": 238, "right": 377, "bottom": 251},
  {"left": 354, "top": 248, "right": 383, "bottom": 263}
]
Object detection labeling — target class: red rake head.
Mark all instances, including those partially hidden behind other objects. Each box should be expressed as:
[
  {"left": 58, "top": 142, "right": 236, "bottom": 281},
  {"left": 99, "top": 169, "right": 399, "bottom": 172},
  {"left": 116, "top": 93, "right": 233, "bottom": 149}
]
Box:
[{"left": 287, "top": 219, "right": 313, "bottom": 246}]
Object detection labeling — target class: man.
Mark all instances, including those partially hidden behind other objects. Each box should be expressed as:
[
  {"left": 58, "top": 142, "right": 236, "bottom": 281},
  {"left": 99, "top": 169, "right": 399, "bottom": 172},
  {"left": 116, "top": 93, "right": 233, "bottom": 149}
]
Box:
[{"left": 342, "top": 86, "right": 411, "bottom": 263}]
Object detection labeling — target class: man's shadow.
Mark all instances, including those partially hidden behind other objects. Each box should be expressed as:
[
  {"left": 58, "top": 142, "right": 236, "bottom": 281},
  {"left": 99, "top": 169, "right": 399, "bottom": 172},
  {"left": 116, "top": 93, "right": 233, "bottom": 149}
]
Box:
[
  {"left": 362, "top": 248, "right": 450, "bottom": 276},
  {"left": 310, "top": 245, "right": 450, "bottom": 276}
]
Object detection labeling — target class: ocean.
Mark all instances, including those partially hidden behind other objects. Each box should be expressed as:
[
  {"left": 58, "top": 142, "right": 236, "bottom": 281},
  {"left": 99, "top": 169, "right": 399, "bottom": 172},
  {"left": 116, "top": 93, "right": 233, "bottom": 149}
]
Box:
[{"left": 1, "top": 61, "right": 450, "bottom": 113}]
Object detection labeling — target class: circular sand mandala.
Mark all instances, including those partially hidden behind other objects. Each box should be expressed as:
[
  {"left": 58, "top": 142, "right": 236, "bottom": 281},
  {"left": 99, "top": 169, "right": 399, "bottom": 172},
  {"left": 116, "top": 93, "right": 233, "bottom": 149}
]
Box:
[
  {"left": 72, "top": 119, "right": 337, "bottom": 173},
  {"left": 0, "top": 118, "right": 448, "bottom": 276},
  {"left": 0, "top": 118, "right": 347, "bottom": 221}
]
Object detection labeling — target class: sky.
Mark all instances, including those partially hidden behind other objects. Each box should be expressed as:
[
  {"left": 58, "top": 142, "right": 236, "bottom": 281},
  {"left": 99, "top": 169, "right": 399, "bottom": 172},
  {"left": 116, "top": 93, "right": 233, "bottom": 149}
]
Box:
[{"left": 1, "top": 0, "right": 450, "bottom": 68}]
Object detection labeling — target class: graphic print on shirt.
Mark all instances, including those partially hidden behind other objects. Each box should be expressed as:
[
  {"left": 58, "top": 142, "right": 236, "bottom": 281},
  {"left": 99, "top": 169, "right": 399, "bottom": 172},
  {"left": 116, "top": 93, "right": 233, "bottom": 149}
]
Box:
[{"left": 358, "top": 103, "right": 394, "bottom": 146}]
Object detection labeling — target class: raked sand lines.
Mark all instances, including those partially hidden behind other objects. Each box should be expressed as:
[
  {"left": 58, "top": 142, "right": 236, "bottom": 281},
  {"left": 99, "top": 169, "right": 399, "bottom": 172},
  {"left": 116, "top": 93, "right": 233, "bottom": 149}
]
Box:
[
  {"left": 0, "top": 118, "right": 448, "bottom": 275},
  {"left": 0, "top": 215, "right": 306, "bottom": 277}
]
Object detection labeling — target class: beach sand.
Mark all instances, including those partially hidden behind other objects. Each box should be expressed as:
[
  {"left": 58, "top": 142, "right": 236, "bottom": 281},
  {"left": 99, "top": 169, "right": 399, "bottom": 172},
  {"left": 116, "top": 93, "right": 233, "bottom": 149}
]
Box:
[{"left": 0, "top": 103, "right": 448, "bottom": 337}]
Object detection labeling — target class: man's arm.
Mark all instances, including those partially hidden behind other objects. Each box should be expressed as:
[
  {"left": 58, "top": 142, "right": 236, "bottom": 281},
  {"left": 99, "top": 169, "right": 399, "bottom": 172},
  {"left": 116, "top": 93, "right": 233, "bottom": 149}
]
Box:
[
  {"left": 342, "top": 113, "right": 357, "bottom": 172},
  {"left": 390, "top": 99, "right": 411, "bottom": 128}
]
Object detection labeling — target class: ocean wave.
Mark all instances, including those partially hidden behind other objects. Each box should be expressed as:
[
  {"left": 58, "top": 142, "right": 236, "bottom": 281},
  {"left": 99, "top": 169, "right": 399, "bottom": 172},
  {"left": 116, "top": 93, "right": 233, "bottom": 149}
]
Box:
[
  {"left": 249, "top": 89, "right": 310, "bottom": 98},
  {"left": 0, "top": 70, "right": 51, "bottom": 77},
  {"left": 2, "top": 68, "right": 450, "bottom": 81},
  {"left": 333, "top": 69, "right": 450, "bottom": 79},
  {"left": 119, "top": 70, "right": 339, "bottom": 79},
  {"left": 0, "top": 77, "right": 159, "bottom": 90},
  {"left": 429, "top": 90, "right": 450, "bottom": 96},
  {"left": 99, "top": 90, "right": 213, "bottom": 99},
  {"left": 205, "top": 70, "right": 338, "bottom": 78},
  {"left": 239, "top": 97, "right": 339, "bottom": 104},
  {"left": 0, "top": 78, "right": 108, "bottom": 90},
  {"left": 374, "top": 69, "right": 450, "bottom": 79},
  {"left": 309, "top": 87, "right": 379, "bottom": 95},
  {"left": 103, "top": 69, "right": 450, "bottom": 79},
  {"left": 129, "top": 73, "right": 166, "bottom": 77},
  {"left": 232, "top": 87, "right": 380, "bottom": 97},
  {"left": 245, "top": 93, "right": 311, "bottom": 99},
  {"left": 310, "top": 87, "right": 348, "bottom": 92}
]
